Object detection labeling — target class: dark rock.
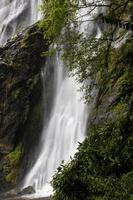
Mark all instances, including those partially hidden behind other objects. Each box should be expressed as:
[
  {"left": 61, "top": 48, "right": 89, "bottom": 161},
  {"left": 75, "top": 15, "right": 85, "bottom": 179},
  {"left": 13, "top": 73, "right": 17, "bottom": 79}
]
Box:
[
  {"left": 0, "top": 24, "right": 48, "bottom": 191},
  {"left": 18, "top": 186, "right": 35, "bottom": 195}
]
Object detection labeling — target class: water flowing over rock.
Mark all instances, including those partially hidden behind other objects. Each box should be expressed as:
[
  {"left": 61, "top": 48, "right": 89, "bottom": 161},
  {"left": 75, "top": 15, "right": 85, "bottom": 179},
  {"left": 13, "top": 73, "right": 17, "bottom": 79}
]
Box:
[
  {"left": 18, "top": 186, "right": 35, "bottom": 195},
  {"left": 0, "top": 0, "right": 89, "bottom": 196},
  {"left": 1, "top": 1, "right": 132, "bottom": 199},
  {"left": 0, "top": 0, "right": 41, "bottom": 45},
  {"left": 22, "top": 1, "right": 103, "bottom": 197},
  {"left": 23, "top": 57, "right": 88, "bottom": 196}
]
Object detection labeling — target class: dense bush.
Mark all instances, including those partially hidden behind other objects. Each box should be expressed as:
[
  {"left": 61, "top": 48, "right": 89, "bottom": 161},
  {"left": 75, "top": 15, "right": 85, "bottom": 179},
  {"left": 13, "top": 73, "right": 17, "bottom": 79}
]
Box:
[{"left": 51, "top": 39, "right": 133, "bottom": 199}]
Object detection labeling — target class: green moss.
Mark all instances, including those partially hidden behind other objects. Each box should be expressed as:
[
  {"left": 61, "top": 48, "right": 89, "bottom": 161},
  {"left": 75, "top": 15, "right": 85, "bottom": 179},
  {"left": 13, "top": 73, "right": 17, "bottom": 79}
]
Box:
[
  {"left": 12, "top": 88, "right": 22, "bottom": 100},
  {"left": 27, "top": 74, "right": 39, "bottom": 90},
  {"left": 3, "top": 144, "right": 23, "bottom": 185},
  {"left": 7, "top": 144, "right": 22, "bottom": 165},
  {"left": 115, "top": 72, "right": 129, "bottom": 87},
  {"left": 93, "top": 198, "right": 105, "bottom": 200},
  {"left": 129, "top": 195, "right": 133, "bottom": 200},
  {"left": 5, "top": 170, "right": 17, "bottom": 185},
  {"left": 20, "top": 37, "right": 28, "bottom": 48},
  {"left": 112, "top": 101, "right": 128, "bottom": 119}
]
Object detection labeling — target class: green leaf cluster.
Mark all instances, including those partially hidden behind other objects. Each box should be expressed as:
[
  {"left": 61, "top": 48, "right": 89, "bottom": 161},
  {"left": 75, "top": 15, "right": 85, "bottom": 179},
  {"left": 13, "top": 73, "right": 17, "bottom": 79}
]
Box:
[{"left": 39, "top": 0, "right": 78, "bottom": 42}]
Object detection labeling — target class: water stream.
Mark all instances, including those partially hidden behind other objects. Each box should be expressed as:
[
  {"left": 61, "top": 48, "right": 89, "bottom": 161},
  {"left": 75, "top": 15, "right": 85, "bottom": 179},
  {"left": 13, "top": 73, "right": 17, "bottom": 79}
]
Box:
[
  {"left": 0, "top": 0, "right": 102, "bottom": 197},
  {"left": 0, "top": 0, "right": 41, "bottom": 45},
  {"left": 23, "top": 56, "right": 88, "bottom": 197}
]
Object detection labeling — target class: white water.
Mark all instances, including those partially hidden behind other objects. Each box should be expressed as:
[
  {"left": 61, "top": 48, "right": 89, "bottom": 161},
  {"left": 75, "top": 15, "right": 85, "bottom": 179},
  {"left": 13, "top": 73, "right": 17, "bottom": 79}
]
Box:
[
  {"left": 0, "top": 0, "right": 102, "bottom": 197},
  {"left": 0, "top": 0, "right": 88, "bottom": 197},
  {"left": 0, "top": 0, "right": 41, "bottom": 45},
  {"left": 23, "top": 1, "right": 102, "bottom": 196},
  {"left": 23, "top": 57, "right": 88, "bottom": 197}
]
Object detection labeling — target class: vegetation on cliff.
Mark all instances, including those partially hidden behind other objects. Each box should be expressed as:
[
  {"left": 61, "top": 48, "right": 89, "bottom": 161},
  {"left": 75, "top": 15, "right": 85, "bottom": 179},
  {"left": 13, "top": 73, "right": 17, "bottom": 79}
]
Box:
[
  {"left": 3, "top": 144, "right": 23, "bottom": 185},
  {"left": 0, "top": 25, "right": 48, "bottom": 190},
  {"left": 39, "top": 0, "right": 133, "bottom": 101},
  {"left": 51, "top": 39, "right": 133, "bottom": 200},
  {"left": 0, "top": 0, "right": 132, "bottom": 198},
  {"left": 39, "top": 0, "right": 133, "bottom": 199}
]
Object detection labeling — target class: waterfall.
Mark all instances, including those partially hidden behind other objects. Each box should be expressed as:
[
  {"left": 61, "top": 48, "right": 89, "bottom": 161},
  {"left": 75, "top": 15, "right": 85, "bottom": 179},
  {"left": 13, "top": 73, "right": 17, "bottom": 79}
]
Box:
[
  {"left": 23, "top": 1, "right": 101, "bottom": 197},
  {"left": 0, "top": 0, "right": 102, "bottom": 198},
  {"left": 0, "top": 0, "right": 41, "bottom": 45},
  {"left": 23, "top": 56, "right": 88, "bottom": 196}
]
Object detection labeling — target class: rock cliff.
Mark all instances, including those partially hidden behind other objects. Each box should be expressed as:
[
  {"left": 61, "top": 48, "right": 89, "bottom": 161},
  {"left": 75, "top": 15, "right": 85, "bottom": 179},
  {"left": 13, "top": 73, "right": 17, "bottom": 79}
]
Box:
[{"left": 0, "top": 24, "right": 48, "bottom": 191}]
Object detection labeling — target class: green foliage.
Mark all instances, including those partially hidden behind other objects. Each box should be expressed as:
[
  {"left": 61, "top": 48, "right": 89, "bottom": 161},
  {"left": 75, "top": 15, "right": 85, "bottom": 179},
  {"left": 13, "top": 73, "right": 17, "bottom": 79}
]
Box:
[
  {"left": 39, "top": 0, "right": 132, "bottom": 101},
  {"left": 129, "top": 195, "right": 133, "bottom": 200},
  {"left": 51, "top": 36, "right": 133, "bottom": 200},
  {"left": 3, "top": 144, "right": 23, "bottom": 185},
  {"left": 108, "top": 0, "right": 133, "bottom": 20},
  {"left": 39, "top": 0, "right": 78, "bottom": 42},
  {"left": 39, "top": 0, "right": 133, "bottom": 199},
  {"left": 52, "top": 111, "right": 133, "bottom": 200}
]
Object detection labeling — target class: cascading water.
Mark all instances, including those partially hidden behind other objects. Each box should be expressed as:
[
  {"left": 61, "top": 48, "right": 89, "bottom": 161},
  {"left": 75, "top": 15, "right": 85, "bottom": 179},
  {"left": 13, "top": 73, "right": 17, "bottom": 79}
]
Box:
[
  {"left": 0, "top": 0, "right": 41, "bottom": 45},
  {"left": 0, "top": 0, "right": 102, "bottom": 198},
  {"left": 23, "top": 56, "right": 88, "bottom": 196},
  {"left": 23, "top": 1, "right": 103, "bottom": 197}
]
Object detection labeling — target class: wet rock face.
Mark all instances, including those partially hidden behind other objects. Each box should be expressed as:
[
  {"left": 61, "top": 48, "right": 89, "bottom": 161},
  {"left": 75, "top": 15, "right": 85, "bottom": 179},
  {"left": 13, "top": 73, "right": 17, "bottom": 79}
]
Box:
[
  {"left": 18, "top": 186, "right": 35, "bottom": 195},
  {"left": 0, "top": 24, "right": 48, "bottom": 190}
]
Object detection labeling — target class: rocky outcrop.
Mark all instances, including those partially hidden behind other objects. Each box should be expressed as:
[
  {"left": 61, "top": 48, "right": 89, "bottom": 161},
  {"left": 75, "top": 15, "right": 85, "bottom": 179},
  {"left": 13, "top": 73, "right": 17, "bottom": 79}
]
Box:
[{"left": 0, "top": 24, "right": 48, "bottom": 191}]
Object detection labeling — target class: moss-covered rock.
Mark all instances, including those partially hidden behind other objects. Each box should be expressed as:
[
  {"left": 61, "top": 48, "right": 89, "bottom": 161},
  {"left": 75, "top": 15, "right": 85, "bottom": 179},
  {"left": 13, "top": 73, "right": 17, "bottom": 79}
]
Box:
[
  {"left": 3, "top": 144, "right": 23, "bottom": 185},
  {"left": 0, "top": 24, "right": 48, "bottom": 191}
]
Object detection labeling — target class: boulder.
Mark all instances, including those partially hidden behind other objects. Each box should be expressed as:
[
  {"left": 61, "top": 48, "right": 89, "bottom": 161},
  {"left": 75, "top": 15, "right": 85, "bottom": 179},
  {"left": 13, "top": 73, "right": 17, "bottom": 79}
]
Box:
[{"left": 18, "top": 186, "right": 35, "bottom": 195}]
